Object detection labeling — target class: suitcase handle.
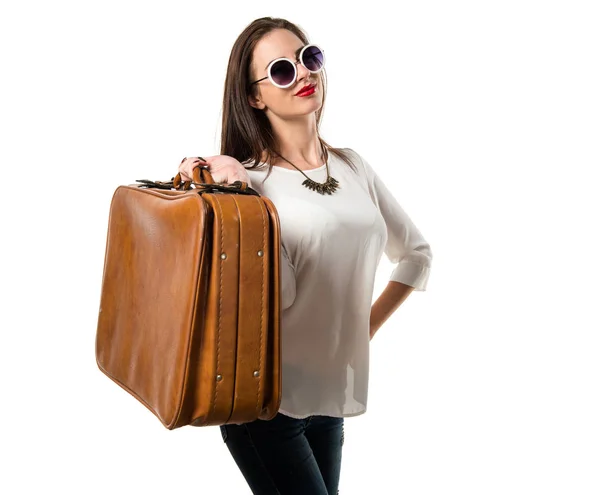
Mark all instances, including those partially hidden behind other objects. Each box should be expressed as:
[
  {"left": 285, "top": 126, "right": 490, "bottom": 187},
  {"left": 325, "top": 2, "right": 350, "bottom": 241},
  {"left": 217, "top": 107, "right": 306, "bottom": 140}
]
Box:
[
  {"left": 173, "top": 160, "right": 215, "bottom": 190},
  {"left": 136, "top": 163, "right": 260, "bottom": 196},
  {"left": 135, "top": 164, "right": 215, "bottom": 191},
  {"left": 174, "top": 163, "right": 258, "bottom": 196}
]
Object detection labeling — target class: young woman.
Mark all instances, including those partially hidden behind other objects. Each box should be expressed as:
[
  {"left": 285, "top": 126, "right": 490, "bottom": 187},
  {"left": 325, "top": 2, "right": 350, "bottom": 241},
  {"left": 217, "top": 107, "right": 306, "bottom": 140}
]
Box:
[{"left": 178, "top": 16, "right": 433, "bottom": 495}]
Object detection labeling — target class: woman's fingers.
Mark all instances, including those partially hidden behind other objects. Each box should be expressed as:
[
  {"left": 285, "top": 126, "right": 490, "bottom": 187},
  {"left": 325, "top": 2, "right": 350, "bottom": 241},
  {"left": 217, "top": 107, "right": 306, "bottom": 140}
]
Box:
[
  {"left": 178, "top": 157, "right": 203, "bottom": 181},
  {"left": 176, "top": 155, "right": 251, "bottom": 186}
]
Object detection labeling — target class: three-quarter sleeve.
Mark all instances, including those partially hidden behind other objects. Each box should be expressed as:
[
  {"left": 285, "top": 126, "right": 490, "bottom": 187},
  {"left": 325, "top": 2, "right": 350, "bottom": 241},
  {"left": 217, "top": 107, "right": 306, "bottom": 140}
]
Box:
[{"left": 354, "top": 150, "right": 433, "bottom": 291}]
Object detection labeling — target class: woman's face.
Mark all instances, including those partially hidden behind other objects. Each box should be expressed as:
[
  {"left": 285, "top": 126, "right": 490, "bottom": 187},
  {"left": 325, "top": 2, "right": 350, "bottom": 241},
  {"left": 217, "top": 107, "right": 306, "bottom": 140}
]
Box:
[{"left": 248, "top": 28, "right": 323, "bottom": 119}]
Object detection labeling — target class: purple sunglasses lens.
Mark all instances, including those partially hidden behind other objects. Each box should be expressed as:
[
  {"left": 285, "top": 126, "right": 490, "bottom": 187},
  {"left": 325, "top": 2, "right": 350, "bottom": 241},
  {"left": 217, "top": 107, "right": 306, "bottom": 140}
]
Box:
[
  {"left": 271, "top": 60, "right": 296, "bottom": 86},
  {"left": 302, "top": 46, "right": 324, "bottom": 71}
]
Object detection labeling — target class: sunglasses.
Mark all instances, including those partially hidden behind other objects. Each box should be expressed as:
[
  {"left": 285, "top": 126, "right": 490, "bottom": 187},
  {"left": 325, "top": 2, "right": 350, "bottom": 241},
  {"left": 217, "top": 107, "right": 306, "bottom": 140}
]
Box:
[{"left": 250, "top": 44, "right": 326, "bottom": 89}]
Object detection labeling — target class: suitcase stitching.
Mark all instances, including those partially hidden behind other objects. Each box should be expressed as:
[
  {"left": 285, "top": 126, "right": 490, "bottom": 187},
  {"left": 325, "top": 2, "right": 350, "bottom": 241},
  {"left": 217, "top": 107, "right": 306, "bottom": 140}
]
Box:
[
  {"left": 254, "top": 195, "right": 267, "bottom": 415},
  {"left": 210, "top": 195, "right": 226, "bottom": 419},
  {"left": 256, "top": 196, "right": 266, "bottom": 415}
]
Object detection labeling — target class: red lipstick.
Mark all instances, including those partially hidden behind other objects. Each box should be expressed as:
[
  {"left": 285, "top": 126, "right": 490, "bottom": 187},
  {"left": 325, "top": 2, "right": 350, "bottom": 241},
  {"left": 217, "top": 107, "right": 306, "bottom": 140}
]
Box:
[{"left": 295, "top": 84, "right": 316, "bottom": 96}]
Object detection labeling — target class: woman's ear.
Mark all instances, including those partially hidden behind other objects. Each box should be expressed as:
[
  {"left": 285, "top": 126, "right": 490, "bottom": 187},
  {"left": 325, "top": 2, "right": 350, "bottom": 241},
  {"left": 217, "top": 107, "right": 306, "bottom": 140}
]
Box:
[{"left": 248, "top": 92, "right": 266, "bottom": 110}]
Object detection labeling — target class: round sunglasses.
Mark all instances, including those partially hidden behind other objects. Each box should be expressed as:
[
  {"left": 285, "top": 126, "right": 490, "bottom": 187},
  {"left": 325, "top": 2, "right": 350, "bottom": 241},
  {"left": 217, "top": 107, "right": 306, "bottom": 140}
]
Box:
[{"left": 250, "top": 44, "right": 326, "bottom": 89}]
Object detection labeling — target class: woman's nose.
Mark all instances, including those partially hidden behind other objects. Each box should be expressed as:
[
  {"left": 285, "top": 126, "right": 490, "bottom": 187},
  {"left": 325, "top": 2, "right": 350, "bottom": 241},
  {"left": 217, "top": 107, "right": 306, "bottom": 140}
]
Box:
[{"left": 296, "top": 60, "right": 311, "bottom": 80}]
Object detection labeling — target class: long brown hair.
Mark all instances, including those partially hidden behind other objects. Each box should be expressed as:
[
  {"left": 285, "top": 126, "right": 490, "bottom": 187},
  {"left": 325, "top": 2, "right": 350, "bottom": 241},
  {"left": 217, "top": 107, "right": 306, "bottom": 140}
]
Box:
[{"left": 219, "top": 16, "right": 357, "bottom": 183}]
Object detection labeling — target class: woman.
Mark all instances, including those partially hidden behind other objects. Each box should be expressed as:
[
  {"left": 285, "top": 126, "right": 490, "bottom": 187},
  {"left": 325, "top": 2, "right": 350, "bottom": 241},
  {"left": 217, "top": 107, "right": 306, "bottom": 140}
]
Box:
[{"left": 178, "top": 16, "right": 433, "bottom": 495}]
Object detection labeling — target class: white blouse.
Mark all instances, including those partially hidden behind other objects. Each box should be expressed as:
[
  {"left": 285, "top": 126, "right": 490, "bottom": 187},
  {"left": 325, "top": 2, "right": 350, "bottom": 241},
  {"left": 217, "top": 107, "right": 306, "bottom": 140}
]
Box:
[{"left": 243, "top": 148, "right": 433, "bottom": 419}]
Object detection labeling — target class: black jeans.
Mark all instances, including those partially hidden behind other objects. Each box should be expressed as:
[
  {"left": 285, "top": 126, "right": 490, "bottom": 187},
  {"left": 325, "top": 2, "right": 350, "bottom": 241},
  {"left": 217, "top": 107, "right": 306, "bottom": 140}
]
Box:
[{"left": 220, "top": 412, "right": 344, "bottom": 494}]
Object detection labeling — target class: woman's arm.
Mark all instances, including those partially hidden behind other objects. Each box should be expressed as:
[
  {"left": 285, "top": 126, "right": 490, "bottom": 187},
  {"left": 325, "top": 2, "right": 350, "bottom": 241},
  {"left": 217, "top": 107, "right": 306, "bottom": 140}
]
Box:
[
  {"left": 369, "top": 281, "right": 414, "bottom": 340},
  {"left": 347, "top": 149, "right": 433, "bottom": 339}
]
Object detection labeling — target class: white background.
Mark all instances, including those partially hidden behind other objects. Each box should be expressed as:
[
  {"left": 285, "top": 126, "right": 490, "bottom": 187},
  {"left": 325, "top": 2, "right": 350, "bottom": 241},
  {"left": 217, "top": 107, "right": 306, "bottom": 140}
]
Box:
[{"left": 1, "top": 1, "right": 599, "bottom": 493}]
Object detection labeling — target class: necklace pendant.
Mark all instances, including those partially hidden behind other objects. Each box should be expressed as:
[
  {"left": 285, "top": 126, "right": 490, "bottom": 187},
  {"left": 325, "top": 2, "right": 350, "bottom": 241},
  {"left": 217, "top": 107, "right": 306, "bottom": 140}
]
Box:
[{"left": 301, "top": 176, "right": 340, "bottom": 195}]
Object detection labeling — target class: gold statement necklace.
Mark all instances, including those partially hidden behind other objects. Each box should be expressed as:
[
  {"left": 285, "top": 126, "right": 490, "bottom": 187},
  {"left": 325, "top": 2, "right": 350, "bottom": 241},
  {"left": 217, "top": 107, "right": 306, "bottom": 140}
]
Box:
[{"left": 271, "top": 144, "right": 340, "bottom": 195}]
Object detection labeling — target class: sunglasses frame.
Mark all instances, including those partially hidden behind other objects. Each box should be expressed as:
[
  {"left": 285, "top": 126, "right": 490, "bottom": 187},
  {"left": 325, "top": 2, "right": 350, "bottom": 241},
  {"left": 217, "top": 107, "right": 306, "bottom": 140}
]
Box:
[{"left": 250, "top": 43, "right": 326, "bottom": 89}]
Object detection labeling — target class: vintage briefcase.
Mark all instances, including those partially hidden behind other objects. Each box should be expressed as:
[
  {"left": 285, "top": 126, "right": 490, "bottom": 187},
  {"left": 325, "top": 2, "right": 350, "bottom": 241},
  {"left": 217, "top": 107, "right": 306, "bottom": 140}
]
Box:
[{"left": 95, "top": 164, "right": 282, "bottom": 430}]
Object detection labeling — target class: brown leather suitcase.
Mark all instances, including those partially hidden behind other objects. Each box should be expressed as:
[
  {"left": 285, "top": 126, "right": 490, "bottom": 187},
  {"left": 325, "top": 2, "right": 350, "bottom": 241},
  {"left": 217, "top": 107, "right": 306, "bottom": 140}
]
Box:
[{"left": 95, "top": 165, "right": 282, "bottom": 430}]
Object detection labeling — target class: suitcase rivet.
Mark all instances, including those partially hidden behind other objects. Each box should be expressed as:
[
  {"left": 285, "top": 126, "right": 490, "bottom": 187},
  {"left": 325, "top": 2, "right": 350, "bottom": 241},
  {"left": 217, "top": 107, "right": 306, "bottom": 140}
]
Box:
[
  {"left": 257, "top": 250, "right": 264, "bottom": 257},
  {"left": 220, "top": 253, "right": 227, "bottom": 260},
  {"left": 253, "top": 371, "right": 260, "bottom": 377},
  {"left": 216, "top": 374, "right": 223, "bottom": 381}
]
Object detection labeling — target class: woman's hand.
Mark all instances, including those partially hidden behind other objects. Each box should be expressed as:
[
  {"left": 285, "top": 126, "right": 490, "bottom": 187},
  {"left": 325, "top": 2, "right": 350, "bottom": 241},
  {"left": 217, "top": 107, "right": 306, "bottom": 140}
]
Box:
[{"left": 178, "top": 155, "right": 252, "bottom": 186}]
